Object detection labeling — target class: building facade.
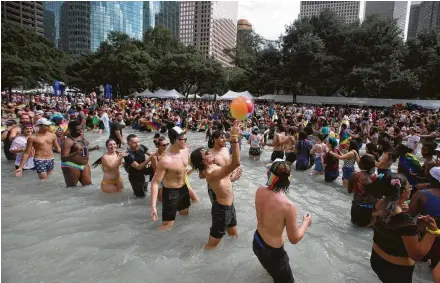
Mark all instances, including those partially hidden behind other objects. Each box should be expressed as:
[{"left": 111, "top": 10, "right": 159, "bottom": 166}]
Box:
[
  {"left": 417, "top": 1, "right": 440, "bottom": 34},
  {"left": 364, "top": 1, "right": 408, "bottom": 35},
  {"left": 1, "top": 1, "right": 44, "bottom": 35},
  {"left": 180, "top": 1, "right": 238, "bottom": 67},
  {"left": 143, "top": 1, "right": 180, "bottom": 38},
  {"left": 299, "top": 1, "right": 361, "bottom": 23},
  {"left": 407, "top": 3, "right": 420, "bottom": 40},
  {"left": 261, "top": 39, "right": 279, "bottom": 50},
  {"left": 43, "top": 1, "right": 63, "bottom": 46},
  {"left": 236, "top": 19, "right": 252, "bottom": 48}
]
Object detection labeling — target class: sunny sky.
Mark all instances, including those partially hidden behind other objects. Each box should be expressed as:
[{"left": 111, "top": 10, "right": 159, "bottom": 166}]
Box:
[{"left": 238, "top": 0, "right": 301, "bottom": 40}]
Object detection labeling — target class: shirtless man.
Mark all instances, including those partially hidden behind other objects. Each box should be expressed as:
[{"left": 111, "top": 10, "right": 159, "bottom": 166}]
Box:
[
  {"left": 254, "top": 160, "right": 312, "bottom": 283},
  {"left": 271, "top": 125, "right": 285, "bottom": 161},
  {"left": 201, "top": 130, "right": 242, "bottom": 204},
  {"left": 61, "top": 121, "right": 100, "bottom": 187},
  {"left": 15, "top": 118, "right": 61, "bottom": 180},
  {"left": 150, "top": 126, "right": 191, "bottom": 230},
  {"left": 282, "top": 127, "right": 297, "bottom": 166},
  {"left": 190, "top": 121, "right": 241, "bottom": 249}
]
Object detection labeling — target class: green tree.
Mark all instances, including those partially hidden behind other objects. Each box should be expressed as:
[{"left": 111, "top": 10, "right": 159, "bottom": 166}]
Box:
[{"left": 1, "top": 22, "right": 69, "bottom": 95}]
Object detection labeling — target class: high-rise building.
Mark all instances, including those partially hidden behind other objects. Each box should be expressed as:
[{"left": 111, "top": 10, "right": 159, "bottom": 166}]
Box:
[
  {"left": 236, "top": 19, "right": 252, "bottom": 48},
  {"left": 59, "top": 2, "right": 91, "bottom": 57},
  {"left": 417, "top": 1, "right": 440, "bottom": 34},
  {"left": 261, "top": 39, "right": 279, "bottom": 50},
  {"left": 43, "top": 1, "right": 63, "bottom": 46},
  {"left": 1, "top": 1, "right": 44, "bottom": 35},
  {"left": 299, "top": 1, "right": 361, "bottom": 23},
  {"left": 180, "top": 1, "right": 238, "bottom": 67},
  {"left": 143, "top": 1, "right": 180, "bottom": 38},
  {"left": 364, "top": 1, "right": 408, "bottom": 35},
  {"left": 407, "top": 3, "right": 421, "bottom": 40},
  {"left": 43, "top": 9, "right": 55, "bottom": 43}
]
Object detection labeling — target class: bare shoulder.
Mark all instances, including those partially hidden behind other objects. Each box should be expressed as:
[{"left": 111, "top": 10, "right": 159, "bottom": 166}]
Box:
[
  {"left": 220, "top": 147, "right": 230, "bottom": 155},
  {"left": 160, "top": 154, "right": 173, "bottom": 165}
]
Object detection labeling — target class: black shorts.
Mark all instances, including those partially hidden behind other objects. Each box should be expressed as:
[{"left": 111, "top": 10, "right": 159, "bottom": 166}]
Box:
[
  {"left": 210, "top": 201, "right": 237, "bottom": 239},
  {"left": 351, "top": 201, "right": 374, "bottom": 227},
  {"left": 285, "top": 152, "right": 297, "bottom": 163},
  {"left": 271, "top": 150, "right": 284, "bottom": 161},
  {"left": 162, "top": 184, "right": 191, "bottom": 221},
  {"left": 249, "top": 147, "right": 261, "bottom": 156},
  {"left": 370, "top": 249, "right": 414, "bottom": 283},
  {"left": 253, "top": 230, "right": 294, "bottom": 283}
]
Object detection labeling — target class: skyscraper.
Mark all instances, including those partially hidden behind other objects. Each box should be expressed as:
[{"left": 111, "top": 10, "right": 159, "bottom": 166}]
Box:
[
  {"left": 143, "top": 1, "right": 180, "bottom": 38},
  {"left": 43, "top": 1, "right": 63, "bottom": 46},
  {"left": 407, "top": 3, "right": 421, "bottom": 40},
  {"left": 364, "top": 1, "right": 408, "bottom": 35},
  {"left": 180, "top": 1, "right": 238, "bottom": 67},
  {"left": 1, "top": 1, "right": 44, "bottom": 36},
  {"left": 299, "top": 1, "right": 361, "bottom": 23},
  {"left": 236, "top": 19, "right": 253, "bottom": 49},
  {"left": 417, "top": 1, "right": 440, "bottom": 34},
  {"left": 43, "top": 9, "right": 55, "bottom": 43},
  {"left": 59, "top": 2, "right": 91, "bottom": 56}
]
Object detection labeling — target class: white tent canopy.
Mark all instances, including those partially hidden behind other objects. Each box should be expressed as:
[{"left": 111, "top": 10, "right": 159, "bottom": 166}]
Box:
[
  {"left": 187, "top": 94, "right": 201, "bottom": 99},
  {"left": 136, "top": 89, "right": 154, "bottom": 97},
  {"left": 160, "top": 89, "right": 185, "bottom": 99},
  {"left": 200, "top": 94, "right": 216, "bottom": 100},
  {"left": 257, "top": 95, "right": 294, "bottom": 103},
  {"left": 218, "top": 90, "right": 255, "bottom": 100}
]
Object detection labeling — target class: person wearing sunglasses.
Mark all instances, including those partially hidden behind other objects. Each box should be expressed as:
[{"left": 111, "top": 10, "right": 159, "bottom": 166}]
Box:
[
  {"left": 190, "top": 121, "right": 241, "bottom": 249},
  {"left": 150, "top": 126, "right": 192, "bottom": 230}
]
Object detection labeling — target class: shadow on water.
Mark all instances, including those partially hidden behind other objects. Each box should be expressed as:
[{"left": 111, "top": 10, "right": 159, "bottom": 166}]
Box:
[{"left": 1, "top": 129, "right": 434, "bottom": 283}]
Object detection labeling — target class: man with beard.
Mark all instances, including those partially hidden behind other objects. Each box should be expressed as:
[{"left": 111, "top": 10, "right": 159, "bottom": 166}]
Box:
[
  {"left": 15, "top": 118, "right": 61, "bottom": 181},
  {"left": 190, "top": 121, "right": 241, "bottom": 248},
  {"left": 200, "top": 129, "right": 242, "bottom": 204},
  {"left": 150, "top": 127, "right": 192, "bottom": 230},
  {"left": 60, "top": 121, "right": 100, "bottom": 187}
]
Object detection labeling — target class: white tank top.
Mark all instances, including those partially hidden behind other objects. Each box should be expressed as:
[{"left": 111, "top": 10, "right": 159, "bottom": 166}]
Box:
[{"left": 250, "top": 135, "right": 261, "bottom": 148}]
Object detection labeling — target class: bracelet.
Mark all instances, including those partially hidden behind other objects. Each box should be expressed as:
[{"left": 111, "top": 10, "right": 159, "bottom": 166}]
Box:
[
  {"left": 230, "top": 141, "right": 239, "bottom": 144},
  {"left": 426, "top": 228, "right": 440, "bottom": 235},
  {"left": 231, "top": 135, "right": 238, "bottom": 138}
]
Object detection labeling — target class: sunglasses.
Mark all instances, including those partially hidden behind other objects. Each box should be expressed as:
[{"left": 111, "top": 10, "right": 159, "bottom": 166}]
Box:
[
  {"left": 160, "top": 143, "right": 169, "bottom": 147},
  {"left": 179, "top": 138, "right": 187, "bottom": 142}
]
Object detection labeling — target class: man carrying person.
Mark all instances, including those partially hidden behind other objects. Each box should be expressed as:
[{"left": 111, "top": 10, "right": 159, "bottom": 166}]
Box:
[
  {"left": 253, "top": 159, "right": 312, "bottom": 283},
  {"left": 15, "top": 118, "right": 61, "bottom": 181},
  {"left": 190, "top": 121, "right": 241, "bottom": 249},
  {"left": 150, "top": 126, "right": 192, "bottom": 230}
]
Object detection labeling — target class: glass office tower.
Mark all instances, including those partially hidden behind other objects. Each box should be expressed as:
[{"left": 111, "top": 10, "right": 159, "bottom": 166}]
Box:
[
  {"left": 43, "top": 1, "right": 63, "bottom": 46},
  {"left": 143, "top": 1, "right": 180, "bottom": 38}
]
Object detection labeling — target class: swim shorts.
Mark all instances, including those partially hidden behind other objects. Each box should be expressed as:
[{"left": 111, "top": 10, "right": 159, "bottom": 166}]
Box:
[
  {"left": 342, "top": 167, "right": 355, "bottom": 180},
  {"left": 285, "top": 152, "right": 297, "bottom": 163},
  {"left": 34, "top": 158, "right": 55, "bottom": 174},
  {"left": 210, "top": 201, "right": 237, "bottom": 239},
  {"left": 314, "top": 157, "right": 324, "bottom": 172},
  {"left": 351, "top": 201, "right": 374, "bottom": 227},
  {"left": 162, "top": 184, "right": 191, "bottom": 221},
  {"left": 253, "top": 230, "right": 294, "bottom": 283},
  {"left": 271, "top": 151, "right": 284, "bottom": 162}
]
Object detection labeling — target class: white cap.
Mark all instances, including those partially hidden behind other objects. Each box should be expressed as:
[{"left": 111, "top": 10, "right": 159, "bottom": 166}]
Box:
[
  {"left": 435, "top": 144, "right": 440, "bottom": 152},
  {"left": 429, "top": 167, "right": 440, "bottom": 182},
  {"left": 35, "top": 118, "right": 52, "bottom": 126},
  {"left": 172, "top": 126, "right": 184, "bottom": 135}
]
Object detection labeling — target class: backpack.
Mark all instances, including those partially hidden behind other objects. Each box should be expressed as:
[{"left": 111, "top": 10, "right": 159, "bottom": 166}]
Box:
[{"left": 124, "top": 145, "right": 148, "bottom": 173}]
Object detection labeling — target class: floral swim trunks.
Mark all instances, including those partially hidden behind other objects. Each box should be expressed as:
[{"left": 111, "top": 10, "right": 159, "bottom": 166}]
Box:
[{"left": 34, "top": 158, "right": 55, "bottom": 174}]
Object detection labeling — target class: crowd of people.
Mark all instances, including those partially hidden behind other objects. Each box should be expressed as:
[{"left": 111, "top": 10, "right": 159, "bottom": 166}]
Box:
[{"left": 2, "top": 91, "right": 440, "bottom": 283}]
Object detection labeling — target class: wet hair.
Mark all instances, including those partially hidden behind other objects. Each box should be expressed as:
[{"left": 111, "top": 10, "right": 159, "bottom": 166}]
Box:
[
  {"left": 92, "top": 139, "right": 117, "bottom": 168},
  {"left": 298, "top": 131, "right": 307, "bottom": 141},
  {"left": 288, "top": 127, "right": 296, "bottom": 136},
  {"left": 212, "top": 130, "right": 225, "bottom": 140},
  {"left": 267, "top": 161, "right": 291, "bottom": 193},
  {"left": 317, "top": 133, "right": 325, "bottom": 142},
  {"left": 358, "top": 154, "right": 376, "bottom": 173},
  {"left": 422, "top": 142, "right": 436, "bottom": 157},
  {"left": 190, "top": 147, "right": 206, "bottom": 172},
  {"left": 127, "top": 134, "right": 137, "bottom": 143},
  {"left": 396, "top": 144, "right": 412, "bottom": 157},
  {"left": 155, "top": 136, "right": 166, "bottom": 148},
  {"left": 348, "top": 140, "right": 359, "bottom": 153},
  {"left": 371, "top": 173, "right": 409, "bottom": 224},
  {"left": 68, "top": 121, "right": 81, "bottom": 137},
  {"left": 153, "top": 133, "right": 161, "bottom": 139},
  {"left": 277, "top": 124, "right": 285, "bottom": 132},
  {"left": 366, "top": 143, "right": 379, "bottom": 161}
]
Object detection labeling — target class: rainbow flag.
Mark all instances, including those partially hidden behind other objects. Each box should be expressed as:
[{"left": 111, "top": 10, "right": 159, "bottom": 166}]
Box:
[
  {"left": 339, "top": 129, "right": 350, "bottom": 146},
  {"left": 146, "top": 119, "right": 161, "bottom": 131},
  {"left": 399, "top": 153, "right": 422, "bottom": 186}
]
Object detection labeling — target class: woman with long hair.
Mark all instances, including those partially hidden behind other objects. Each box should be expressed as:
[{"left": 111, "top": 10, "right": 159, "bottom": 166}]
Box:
[
  {"left": 330, "top": 140, "right": 360, "bottom": 189},
  {"left": 370, "top": 173, "right": 438, "bottom": 283},
  {"left": 92, "top": 139, "right": 126, "bottom": 193},
  {"left": 376, "top": 140, "right": 394, "bottom": 175},
  {"left": 323, "top": 138, "right": 340, "bottom": 182}
]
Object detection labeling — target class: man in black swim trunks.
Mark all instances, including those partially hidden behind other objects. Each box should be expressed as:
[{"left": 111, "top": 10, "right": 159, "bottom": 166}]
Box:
[
  {"left": 190, "top": 121, "right": 241, "bottom": 248},
  {"left": 254, "top": 160, "right": 312, "bottom": 283},
  {"left": 150, "top": 126, "right": 192, "bottom": 230}
]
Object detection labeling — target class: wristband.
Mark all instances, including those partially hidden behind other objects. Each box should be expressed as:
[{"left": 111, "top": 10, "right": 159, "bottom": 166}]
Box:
[
  {"left": 426, "top": 228, "right": 440, "bottom": 235},
  {"left": 230, "top": 141, "right": 239, "bottom": 144}
]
